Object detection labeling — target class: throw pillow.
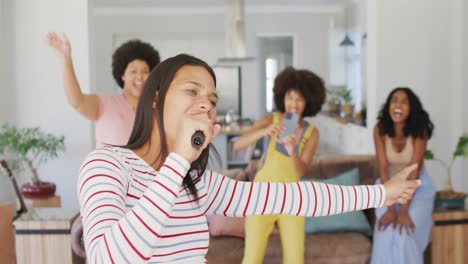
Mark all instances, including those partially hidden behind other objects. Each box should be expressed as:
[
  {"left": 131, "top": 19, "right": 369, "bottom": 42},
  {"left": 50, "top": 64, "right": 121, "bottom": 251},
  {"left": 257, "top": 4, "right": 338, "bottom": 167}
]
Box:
[{"left": 302, "top": 168, "right": 372, "bottom": 236}]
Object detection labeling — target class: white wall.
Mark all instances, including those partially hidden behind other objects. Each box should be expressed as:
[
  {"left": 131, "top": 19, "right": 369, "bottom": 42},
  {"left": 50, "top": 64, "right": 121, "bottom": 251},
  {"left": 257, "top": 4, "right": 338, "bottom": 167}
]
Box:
[
  {"left": 92, "top": 2, "right": 467, "bottom": 194},
  {"left": 245, "top": 12, "right": 331, "bottom": 117},
  {"left": 0, "top": 0, "right": 16, "bottom": 206},
  {"left": 0, "top": 0, "right": 14, "bottom": 124},
  {"left": 367, "top": 0, "right": 466, "bottom": 192},
  {"left": 316, "top": 0, "right": 467, "bottom": 193},
  {"left": 92, "top": 8, "right": 335, "bottom": 119},
  {"left": 307, "top": 115, "right": 373, "bottom": 155},
  {"left": 10, "top": 0, "right": 93, "bottom": 211},
  {"left": 463, "top": 0, "right": 468, "bottom": 191}
]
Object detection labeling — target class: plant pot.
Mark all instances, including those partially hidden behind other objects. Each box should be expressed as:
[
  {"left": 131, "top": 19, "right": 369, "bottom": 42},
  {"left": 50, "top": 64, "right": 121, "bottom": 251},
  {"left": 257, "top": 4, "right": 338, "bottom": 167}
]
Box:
[
  {"left": 434, "top": 190, "right": 467, "bottom": 210},
  {"left": 21, "top": 182, "right": 56, "bottom": 199},
  {"left": 328, "top": 100, "right": 340, "bottom": 115},
  {"left": 341, "top": 103, "right": 354, "bottom": 117},
  {"left": 354, "top": 111, "right": 363, "bottom": 126}
]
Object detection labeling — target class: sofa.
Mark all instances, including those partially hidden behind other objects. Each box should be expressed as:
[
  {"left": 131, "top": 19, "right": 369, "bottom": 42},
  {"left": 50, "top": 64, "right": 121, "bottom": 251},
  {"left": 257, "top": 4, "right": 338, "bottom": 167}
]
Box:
[{"left": 206, "top": 154, "right": 379, "bottom": 264}]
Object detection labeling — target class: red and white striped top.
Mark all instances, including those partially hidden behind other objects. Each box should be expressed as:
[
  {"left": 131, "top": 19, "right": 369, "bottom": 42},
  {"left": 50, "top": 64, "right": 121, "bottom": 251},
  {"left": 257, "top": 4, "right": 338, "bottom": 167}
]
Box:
[{"left": 78, "top": 147, "right": 385, "bottom": 264}]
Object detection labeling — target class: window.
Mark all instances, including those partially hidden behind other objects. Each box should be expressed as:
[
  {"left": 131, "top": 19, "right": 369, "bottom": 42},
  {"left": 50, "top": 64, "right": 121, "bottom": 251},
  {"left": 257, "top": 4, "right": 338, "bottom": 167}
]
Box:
[{"left": 257, "top": 36, "right": 294, "bottom": 113}]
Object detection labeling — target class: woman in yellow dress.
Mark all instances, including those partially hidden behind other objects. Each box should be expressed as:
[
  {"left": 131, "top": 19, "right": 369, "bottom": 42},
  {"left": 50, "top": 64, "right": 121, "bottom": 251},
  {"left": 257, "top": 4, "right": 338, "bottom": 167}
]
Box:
[{"left": 234, "top": 67, "right": 325, "bottom": 264}]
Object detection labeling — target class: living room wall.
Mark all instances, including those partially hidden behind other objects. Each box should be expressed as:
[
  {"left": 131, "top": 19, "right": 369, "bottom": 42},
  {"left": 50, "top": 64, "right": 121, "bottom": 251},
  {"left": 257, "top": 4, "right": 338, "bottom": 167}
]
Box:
[
  {"left": 91, "top": 5, "right": 337, "bottom": 119},
  {"left": 309, "top": 0, "right": 467, "bottom": 194},
  {"left": 0, "top": 0, "right": 14, "bottom": 125},
  {"left": 372, "top": 0, "right": 466, "bottom": 192},
  {"left": 464, "top": 0, "right": 468, "bottom": 191},
  {"left": 6, "top": 0, "right": 94, "bottom": 211}
]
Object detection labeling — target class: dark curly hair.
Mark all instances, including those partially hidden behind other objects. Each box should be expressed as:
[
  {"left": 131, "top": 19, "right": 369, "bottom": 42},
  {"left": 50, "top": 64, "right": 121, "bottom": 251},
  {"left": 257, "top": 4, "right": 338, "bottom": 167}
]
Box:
[
  {"left": 112, "top": 40, "right": 160, "bottom": 88},
  {"left": 377, "top": 87, "right": 434, "bottom": 139},
  {"left": 273, "top": 67, "right": 325, "bottom": 117}
]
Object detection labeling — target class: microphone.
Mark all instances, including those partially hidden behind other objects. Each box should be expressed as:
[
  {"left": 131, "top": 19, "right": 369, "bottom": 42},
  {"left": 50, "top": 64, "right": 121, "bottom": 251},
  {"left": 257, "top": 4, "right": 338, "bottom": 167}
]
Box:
[{"left": 191, "top": 131, "right": 205, "bottom": 149}]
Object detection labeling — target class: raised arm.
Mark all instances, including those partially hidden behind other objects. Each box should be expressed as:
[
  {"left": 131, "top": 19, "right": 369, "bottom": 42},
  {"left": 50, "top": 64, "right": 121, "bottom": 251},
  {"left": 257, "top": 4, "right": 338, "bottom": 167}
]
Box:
[
  {"left": 78, "top": 149, "right": 189, "bottom": 263},
  {"left": 234, "top": 115, "right": 278, "bottom": 151},
  {"left": 203, "top": 165, "right": 419, "bottom": 217},
  {"left": 47, "top": 32, "right": 100, "bottom": 121}
]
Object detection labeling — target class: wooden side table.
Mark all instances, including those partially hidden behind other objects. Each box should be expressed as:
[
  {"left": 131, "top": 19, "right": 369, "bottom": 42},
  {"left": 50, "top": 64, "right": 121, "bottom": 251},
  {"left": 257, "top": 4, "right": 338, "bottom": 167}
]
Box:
[
  {"left": 0, "top": 202, "right": 16, "bottom": 264},
  {"left": 14, "top": 208, "right": 79, "bottom": 264},
  {"left": 431, "top": 209, "right": 468, "bottom": 264},
  {"left": 23, "top": 195, "right": 61, "bottom": 209}
]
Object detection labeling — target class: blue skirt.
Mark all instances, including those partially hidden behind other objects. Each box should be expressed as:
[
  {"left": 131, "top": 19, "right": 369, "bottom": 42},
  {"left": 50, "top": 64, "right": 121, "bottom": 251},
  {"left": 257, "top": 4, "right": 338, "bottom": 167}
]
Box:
[{"left": 370, "top": 170, "right": 435, "bottom": 264}]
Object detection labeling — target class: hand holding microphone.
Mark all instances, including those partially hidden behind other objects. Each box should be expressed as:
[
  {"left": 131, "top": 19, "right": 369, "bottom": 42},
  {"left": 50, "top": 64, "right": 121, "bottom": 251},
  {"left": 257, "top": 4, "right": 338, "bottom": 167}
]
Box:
[
  {"left": 191, "top": 131, "right": 205, "bottom": 149},
  {"left": 174, "top": 115, "right": 222, "bottom": 163}
]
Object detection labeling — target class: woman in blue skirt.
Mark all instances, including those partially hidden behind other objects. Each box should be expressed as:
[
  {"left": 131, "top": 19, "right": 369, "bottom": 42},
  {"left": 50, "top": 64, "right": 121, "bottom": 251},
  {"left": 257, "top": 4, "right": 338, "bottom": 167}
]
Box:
[{"left": 371, "top": 87, "right": 436, "bottom": 264}]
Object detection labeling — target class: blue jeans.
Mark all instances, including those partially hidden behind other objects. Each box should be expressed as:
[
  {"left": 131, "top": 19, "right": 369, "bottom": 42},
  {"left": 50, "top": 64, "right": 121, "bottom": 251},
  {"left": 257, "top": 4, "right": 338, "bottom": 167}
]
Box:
[{"left": 370, "top": 170, "right": 435, "bottom": 264}]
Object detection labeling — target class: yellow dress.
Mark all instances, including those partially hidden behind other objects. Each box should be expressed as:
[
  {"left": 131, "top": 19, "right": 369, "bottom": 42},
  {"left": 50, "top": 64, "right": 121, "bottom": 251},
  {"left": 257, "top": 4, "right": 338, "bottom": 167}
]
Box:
[{"left": 243, "top": 112, "right": 315, "bottom": 264}]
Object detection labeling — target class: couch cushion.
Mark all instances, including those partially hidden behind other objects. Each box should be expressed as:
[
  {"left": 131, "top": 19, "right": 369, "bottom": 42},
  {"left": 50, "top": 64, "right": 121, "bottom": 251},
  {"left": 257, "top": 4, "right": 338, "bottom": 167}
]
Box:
[
  {"left": 303, "top": 168, "right": 372, "bottom": 236},
  {"left": 206, "top": 216, "right": 245, "bottom": 237},
  {"left": 263, "top": 233, "right": 371, "bottom": 264},
  {"left": 304, "top": 155, "right": 378, "bottom": 185},
  {"left": 206, "top": 215, "right": 280, "bottom": 238},
  {"left": 206, "top": 236, "right": 244, "bottom": 264}
]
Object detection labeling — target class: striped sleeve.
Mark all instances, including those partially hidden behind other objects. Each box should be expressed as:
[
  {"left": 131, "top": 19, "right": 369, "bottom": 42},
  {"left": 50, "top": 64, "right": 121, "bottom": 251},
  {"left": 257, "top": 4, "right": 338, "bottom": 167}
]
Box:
[
  {"left": 78, "top": 149, "right": 189, "bottom": 264},
  {"left": 203, "top": 172, "right": 385, "bottom": 217}
]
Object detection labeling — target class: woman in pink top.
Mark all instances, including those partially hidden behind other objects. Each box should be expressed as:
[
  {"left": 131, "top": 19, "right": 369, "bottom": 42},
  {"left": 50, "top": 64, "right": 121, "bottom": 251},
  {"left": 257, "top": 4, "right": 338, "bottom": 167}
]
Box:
[{"left": 47, "top": 33, "right": 160, "bottom": 147}]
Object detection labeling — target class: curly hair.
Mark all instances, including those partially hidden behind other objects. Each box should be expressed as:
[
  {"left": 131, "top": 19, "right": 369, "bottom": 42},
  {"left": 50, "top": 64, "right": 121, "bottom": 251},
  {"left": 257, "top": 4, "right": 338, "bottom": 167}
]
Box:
[
  {"left": 273, "top": 66, "right": 325, "bottom": 117},
  {"left": 377, "top": 87, "right": 434, "bottom": 139},
  {"left": 112, "top": 40, "right": 160, "bottom": 88}
]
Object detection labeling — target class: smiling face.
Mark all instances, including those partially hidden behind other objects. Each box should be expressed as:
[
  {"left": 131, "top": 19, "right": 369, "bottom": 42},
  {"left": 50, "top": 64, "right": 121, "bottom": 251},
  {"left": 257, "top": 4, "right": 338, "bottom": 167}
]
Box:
[
  {"left": 163, "top": 65, "right": 218, "bottom": 151},
  {"left": 284, "top": 89, "right": 306, "bottom": 116},
  {"left": 389, "top": 90, "right": 410, "bottom": 124},
  {"left": 121, "top": 59, "right": 151, "bottom": 97}
]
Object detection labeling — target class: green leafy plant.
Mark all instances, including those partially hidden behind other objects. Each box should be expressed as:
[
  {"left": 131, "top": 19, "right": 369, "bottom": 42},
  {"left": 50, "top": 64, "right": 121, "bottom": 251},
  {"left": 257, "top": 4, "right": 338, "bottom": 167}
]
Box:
[
  {"left": 425, "top": 134, "right": 468, "bottom": 191},
  {"left": 338, "top": 87, "right": 353, "bottom": 104},
  {"left": 0, "top": 124, "right": 65, "bottom": 185},
  {"left": 326, "top": 87, "right": 340, "bottom": 102}
]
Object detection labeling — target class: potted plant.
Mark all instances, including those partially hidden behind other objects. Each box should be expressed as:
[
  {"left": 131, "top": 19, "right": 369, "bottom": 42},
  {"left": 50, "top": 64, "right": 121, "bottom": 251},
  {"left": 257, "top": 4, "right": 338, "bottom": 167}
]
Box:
[
  {"left": 354, "top": 101, "right": 367, "bottom": 127},
  {"left": 0, "top": 124, "right": 65, "bottom": 199},
  {"left": 425, "top": 134, "right": 468, "bottom": 209},
  {"left": 337, "top": 87, "right": 354, "bottom": 118},
  {"left": 326, "top": 87, "right": 341, "bottom": 116}
]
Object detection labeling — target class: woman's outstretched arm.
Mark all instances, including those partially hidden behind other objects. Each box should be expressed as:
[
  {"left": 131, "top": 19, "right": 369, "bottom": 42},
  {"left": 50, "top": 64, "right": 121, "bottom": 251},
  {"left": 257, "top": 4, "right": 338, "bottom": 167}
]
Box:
[{"left": 204, "top": 164, "right": 419, "bottom": 217}]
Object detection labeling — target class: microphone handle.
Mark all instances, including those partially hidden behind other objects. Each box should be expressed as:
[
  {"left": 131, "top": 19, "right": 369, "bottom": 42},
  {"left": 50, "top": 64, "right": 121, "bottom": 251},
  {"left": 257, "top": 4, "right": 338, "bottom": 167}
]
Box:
[{"left": 191, "top": 131, "right": 205, "bottom": 149}]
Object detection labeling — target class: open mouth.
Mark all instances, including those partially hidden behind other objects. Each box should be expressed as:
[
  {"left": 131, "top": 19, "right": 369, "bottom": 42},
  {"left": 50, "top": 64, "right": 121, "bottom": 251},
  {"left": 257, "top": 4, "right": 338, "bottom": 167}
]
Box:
[
  {"left": 393, "top": 108, "right": 403, "bottom": 118},
  {"left": 133, "top": 81, "right": 144, "bottom": 92}
]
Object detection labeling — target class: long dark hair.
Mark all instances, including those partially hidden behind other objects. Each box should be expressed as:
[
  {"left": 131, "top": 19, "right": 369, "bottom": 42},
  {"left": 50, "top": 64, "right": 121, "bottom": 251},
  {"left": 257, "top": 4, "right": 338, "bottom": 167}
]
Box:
[
  {"left": 377, "top": 87, "right": 434, "bottom": 138},
  {"left": 124, "top": 54, "right": 217, "bottom": 200}
]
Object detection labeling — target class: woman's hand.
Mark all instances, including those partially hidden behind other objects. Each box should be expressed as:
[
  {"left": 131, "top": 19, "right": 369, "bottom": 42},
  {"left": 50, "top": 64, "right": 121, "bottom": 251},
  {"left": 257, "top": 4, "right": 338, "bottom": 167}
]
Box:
[
  {"left": 280, "top": 134, "right": 297, "bottom": 156},
  {"left": 173, "top": 115, "right": 221, "bottom": 164},
  {"left": 47, "top": 32, "right": 72, "bottom": 62},
  {"left": 383, "top": 164, "right": 421, "bottom": 207},
  {"left": 263, "top": 123, "right": 283, "bottom": 138},
  {"left": 378, "top": 208, "right": 397, "bottom": 231},
  {"left": 395, "top": 211, "right": 415, "bottom": 235}
]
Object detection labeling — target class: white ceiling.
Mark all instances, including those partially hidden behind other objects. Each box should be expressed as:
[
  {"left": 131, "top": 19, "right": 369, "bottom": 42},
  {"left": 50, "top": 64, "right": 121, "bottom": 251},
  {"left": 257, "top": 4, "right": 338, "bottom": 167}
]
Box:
[{"left": 92, "top": 0, "right": 348, "bottom": 8}]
